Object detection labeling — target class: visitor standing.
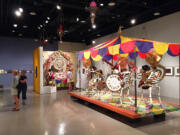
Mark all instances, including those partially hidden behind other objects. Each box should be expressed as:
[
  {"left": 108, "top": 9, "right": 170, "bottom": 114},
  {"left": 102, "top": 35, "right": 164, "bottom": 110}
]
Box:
[
  {"left": 11, "top": 70, "right": 20, "bottom": 111},
  {"left": 67, "top": 69, "right": 73, "bottom": 90},
  {"left": 18, "top": 71, "right": 27, "bottom": 105}
]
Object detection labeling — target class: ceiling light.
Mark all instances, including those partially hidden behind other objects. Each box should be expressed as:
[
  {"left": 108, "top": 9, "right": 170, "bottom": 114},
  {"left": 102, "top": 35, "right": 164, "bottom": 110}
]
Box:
[
  {"left": 45, "top": 39, "right": 48, "bottom": 42},
  {"left": 80, "top": 20, "right": 86, "bottom": 23},
  {"left": 29, "top": 12, "right": 37, "bottom": 16},
  {"left": 88, "top": 29, "right": 91, "bottom": 32},
  {"left": 92, "top": 40, "right": 96, "bottom": 44},
  {"left": 154, "top": 12, "right": 160, "bottom": 16},
  {"left": 76, "top": 17, "right": 79, "bottom": 22},
  {"left": 34, "top": 39, "right": 39, "bottom": 42},
  {"left": 131, "top": 18, "right": 136, "bottom": 24},
  {"left": 92, "top": 24, "right": 96, "bottom": 29},
  {"left": 64, "top": 30, "right": 69, "bottom": 33},
  {"left": 57, "top": 5, "right": 61, "bottom": 10},
  {"left": 12, "top": 30, "right": 15, "bottom": 33},
  {"left": 97, "top": 34, "right": 101, "bottom": 36},
  {"left": 13, "top": 24, "right": 18, "bottom": 27},
  {"left": 40, "top": 25, "right": 43, "bottom": 27},
  {"left": 37, "top": 27, "right": 40, "bottom": 29},
  {"left": 19, "top": 8, "right": 23, "bottom": 13},
  {"left": 23, "top": 25, "right": 28, "bottom": 28},
  {"left": 112, "top": 16, "right": 116, "bottom": 19},
  {"left": 15, "top": 10, "right": 21, "bottom": 17},
  {"left": 108, "top": 2, "right": 116, "bottom": 6},
  {"left": 45, "top": 20, "right": 48, "bottom": 24},
  {"left": 47, "top": 17, "right": 50, "bottom": 20},
  {"left": 18, "top": 33, "right": 23, "bottom": 36},
  {"left": 100, "top": 3, "right": 104, "bottom": 6}
]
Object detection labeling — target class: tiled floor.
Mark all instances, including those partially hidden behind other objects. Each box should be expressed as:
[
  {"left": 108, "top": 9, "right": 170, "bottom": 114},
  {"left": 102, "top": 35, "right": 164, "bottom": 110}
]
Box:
[{"left": 0, "top": 89, "right": 180, "bottom": 135}]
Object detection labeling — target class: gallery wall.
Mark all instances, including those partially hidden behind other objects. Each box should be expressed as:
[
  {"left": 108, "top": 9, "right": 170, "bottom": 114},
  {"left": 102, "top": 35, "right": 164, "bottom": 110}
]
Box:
[
  {"left": 84, "top": 11, "right": 180, "bottom": 99},
  {"left": 0, "top": 37, "right": 58, "bottom": 88},
  {"left": 58, "top": 41, "right": 86, "bottom": 52}
]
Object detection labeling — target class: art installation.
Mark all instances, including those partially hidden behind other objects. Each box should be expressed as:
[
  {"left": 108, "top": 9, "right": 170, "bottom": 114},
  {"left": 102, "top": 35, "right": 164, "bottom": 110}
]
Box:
[
  {"left": 70, "top": 34, "right": 180, "bottom": 119},
  {"left": 89, "top": 1, "right": 98, "bottom": 26},
  {"left": 43, "top": 51, "right": 73, "bottom": 88}
]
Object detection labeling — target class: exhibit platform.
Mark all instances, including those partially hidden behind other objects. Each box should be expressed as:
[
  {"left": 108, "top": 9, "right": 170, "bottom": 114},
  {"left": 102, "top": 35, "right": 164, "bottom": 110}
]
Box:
[{"left": 69, "top": 91, "right": 180, "bottom": 119}]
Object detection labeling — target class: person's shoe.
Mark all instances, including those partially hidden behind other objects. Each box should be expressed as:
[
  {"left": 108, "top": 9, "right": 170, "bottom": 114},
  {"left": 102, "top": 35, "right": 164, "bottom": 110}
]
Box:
[{"left": 12, "top": 108, "right": 20, "bottom": 111}]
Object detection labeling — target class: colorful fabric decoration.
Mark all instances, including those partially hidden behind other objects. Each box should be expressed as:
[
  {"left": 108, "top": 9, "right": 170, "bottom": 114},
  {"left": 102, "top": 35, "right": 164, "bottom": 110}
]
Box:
[
  {"left": 138, "top": 52, "right": 146, "bottom": 59},
  {"left": 90, "top": 50, "right": 99, "bottom": 58},
  {"left": 108, "top": 45, "right": 120, "bottom": 55},
  {"left": 121, "top": 41, "right": 135, "bottom": 53},
  {"left": 113, "top": 54, "right": 119, "bottom": 60},
  {"left": 169, "top": 44, "right": 180, "bottom": 55},
  {"left": 98, "top": 47, "right": 108, "bottom": 57},
  {"left": 136, "top": 40, "right": 153, "bottom": 53},
  {"left": 129, "top": 52, "right": 138, "bottom": 60},
  {"left": 78, "top": 53, "right": 83, "bottom": 59},
  {"left": 91, "top": 55, "right": 102, "bottom": 61},
  {"left": 104, "top": 55, "right": 112, "bottom": 61},
  {"left": 120, "top": 53, "right": 128, "bottom": 57},
  {"left": 84, "top": 51, "right": 91, "bottom": 59},
  {"left": 77, "top": 36, "right": 180, "bottom": 61},
  {"left": 153, "top": 41, "right": 169, "bottom": 55}
]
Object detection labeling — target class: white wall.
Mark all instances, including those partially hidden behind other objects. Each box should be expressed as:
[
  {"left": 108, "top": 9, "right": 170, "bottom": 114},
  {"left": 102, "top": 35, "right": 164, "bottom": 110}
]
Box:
[
  {"left": 58, "top": 41, "right": 86, "bottom": 52},
  {"left": 86, "top": 12, "right": 180, "bottom": 99}
]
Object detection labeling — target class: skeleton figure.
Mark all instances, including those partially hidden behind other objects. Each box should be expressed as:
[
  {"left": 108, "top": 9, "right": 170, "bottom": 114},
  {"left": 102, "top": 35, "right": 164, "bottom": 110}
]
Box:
[{"left": 139, "top": 50, "right": 165, "bottom": 106}]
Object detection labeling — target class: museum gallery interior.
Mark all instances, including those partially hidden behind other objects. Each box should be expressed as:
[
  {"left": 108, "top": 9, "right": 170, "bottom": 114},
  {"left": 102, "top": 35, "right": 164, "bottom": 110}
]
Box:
[{"left": 0, "top": 0, "right": 180, "bottom": 135}]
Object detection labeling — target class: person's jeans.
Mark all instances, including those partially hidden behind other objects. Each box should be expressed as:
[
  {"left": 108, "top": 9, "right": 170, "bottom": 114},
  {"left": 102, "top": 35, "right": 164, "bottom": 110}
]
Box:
[{"left": 18, "top": 86, "right": 27, "bottom": 100}]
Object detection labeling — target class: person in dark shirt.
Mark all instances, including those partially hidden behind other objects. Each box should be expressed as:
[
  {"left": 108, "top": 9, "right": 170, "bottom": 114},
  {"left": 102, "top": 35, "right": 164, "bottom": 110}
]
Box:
[{"left": 18, "top": 71, "right": 27, "bottom": 105}]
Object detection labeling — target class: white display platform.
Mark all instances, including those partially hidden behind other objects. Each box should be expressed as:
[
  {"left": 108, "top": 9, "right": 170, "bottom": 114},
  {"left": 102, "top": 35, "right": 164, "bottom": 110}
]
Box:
[{"left": 43, "top": 86, "right": 57, "bottom": 94}]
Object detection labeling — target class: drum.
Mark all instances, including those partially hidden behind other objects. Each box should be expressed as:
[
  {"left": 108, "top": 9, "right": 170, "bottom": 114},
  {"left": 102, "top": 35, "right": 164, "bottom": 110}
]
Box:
[{"left": 106, "top": 74, "right": 122, "bottom": 91}]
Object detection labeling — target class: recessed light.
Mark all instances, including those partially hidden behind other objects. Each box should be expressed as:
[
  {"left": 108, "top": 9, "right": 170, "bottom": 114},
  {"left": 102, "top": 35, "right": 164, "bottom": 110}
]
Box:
[
  {"left": 12, "top": 30, "right": 15, "bottom": 33},
  {"left": 19, "top": 8, "right": 23, "bottom": 13},
  {"left": 18, "top": 33, "right": 23, "bottom": 36},
  {"left": 80, "top": 20, "right": 86, "bottom": 23},
  {"left": 97, "top": 34, "right": 101, "bottom": 36},
  {"left": 100, "top": 3, "right": 104, "bottom": 6},
  {"left": 47, "top": 17, "right": 50, "bottom": 20},
  {"left": 64, "top": 30, "right": 69, "bottom": 33},
  {"left": 108, "top": 2, "right": 116, "bottom": 6},
  {"left": 15, "top": 10, "right": 21, "bottom": 17},
  {"left": 23, "top": 25, "right": 28, "bottom": 28},
  {"left": 92, "top": 24, "right": 96, "bottom": 29},
  {"left": 29, "top": 12, "right": 37, "bottom": 16},
  {"left": 37, "top": 27, "right": 40, "bottom": 29},
  {"left": 34, "top": 39, "right": 39, "bottom": 42},
  {"left": 45, "top": 39, "right": 48, "bottom": 42},
  {"left": 154, "top": 12, "right": 160, "bottom": 16},
  {"left": 88, "top": 29, "right": 91, "bottom": 32},
  {"left": 92, "top": 40, "right": 96, "bottom": 44},
  {"left": 45, "top": 20, "right": 48, "bottom": 24},
  {"left": 131, "top": 18, "right": 136, "bottom": 24},
  {"left": 117, "top": 15, "right": 121, "bottom": 17},
  {"left": 40, "top": 25, "right": 43, "bottom": 27},
  {"left": 13, "top": 24, "right": 18, "bottom": 27},
  {"left": 76, "top": 17, "right": 79, "bottom": 22},
  {"left": 57, "top": 5, "right": 61, "bottom": 10}
]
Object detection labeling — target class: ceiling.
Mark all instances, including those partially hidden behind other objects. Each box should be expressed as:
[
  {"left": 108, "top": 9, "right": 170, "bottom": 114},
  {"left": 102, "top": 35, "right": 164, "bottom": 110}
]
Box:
[{"left": 0, "top": 0, "right": 180, "bottom": 45}]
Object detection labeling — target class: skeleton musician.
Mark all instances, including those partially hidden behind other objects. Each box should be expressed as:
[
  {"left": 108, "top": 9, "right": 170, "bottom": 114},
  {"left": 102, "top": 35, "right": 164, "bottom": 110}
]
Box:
[
  {"left": 105, "top": 56, "right": 136, "bottom": 99},
  {"left": 138, "top": 49, "right": 166, "bottom": 107}
]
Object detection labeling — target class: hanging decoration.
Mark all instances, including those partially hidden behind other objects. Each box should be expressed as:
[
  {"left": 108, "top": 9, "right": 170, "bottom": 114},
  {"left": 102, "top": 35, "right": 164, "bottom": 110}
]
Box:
[
  {"left": 58, "top": 24, "right": 63, "bottom": 43},
  {"left": 89, "top": 1, "right": 98, "bottom": 26},
  {"left": 57, "top": 4, "right": 64, "bottom": 43}
]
